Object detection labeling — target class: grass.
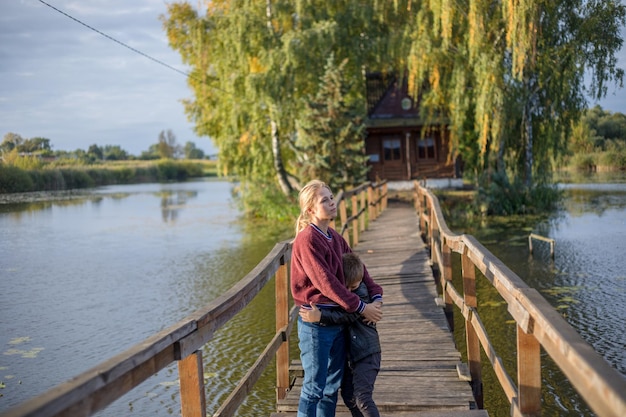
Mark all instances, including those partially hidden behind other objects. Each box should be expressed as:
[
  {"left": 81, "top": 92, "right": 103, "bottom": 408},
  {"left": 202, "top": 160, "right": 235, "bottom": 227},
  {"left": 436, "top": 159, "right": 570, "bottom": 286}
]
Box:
[{"left": 0, "top": 159, "right": 220, "bottom": 194}]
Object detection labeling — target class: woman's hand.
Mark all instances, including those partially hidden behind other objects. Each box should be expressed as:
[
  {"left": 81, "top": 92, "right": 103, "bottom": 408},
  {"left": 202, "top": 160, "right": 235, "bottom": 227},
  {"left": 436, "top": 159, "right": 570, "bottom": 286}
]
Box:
[
  {"left": 299, "top": 303, "right": 322, "bottom": 323},
  {"left": 362, "top": 301, "right": 382, "bottom": 324}
]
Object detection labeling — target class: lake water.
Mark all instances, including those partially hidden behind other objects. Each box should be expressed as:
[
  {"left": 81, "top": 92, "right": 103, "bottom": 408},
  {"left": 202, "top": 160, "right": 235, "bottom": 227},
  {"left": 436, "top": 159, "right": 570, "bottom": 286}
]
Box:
[
  {"left": 1, "top": 176, "right": 624, "bottom": 416},
  {"left": 0, "top": 179, "right": 293, "bottom": 416},
  {"left": 447, "top": 175, "right": 626, "bottom": 417}
]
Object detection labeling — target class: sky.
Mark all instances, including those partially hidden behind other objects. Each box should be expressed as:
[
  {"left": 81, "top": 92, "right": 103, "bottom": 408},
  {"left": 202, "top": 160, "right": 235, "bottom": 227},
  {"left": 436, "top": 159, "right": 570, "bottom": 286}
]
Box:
[
  {"left": 0, "top": 0, "right": 217, "bottom": 156},
  {"left": 0, "top": 1, "right": 625, "bottom": 157}
]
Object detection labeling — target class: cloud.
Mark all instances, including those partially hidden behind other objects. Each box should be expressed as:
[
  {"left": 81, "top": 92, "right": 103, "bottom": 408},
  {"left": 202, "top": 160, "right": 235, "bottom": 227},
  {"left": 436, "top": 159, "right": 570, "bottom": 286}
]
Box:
[{"left": 0, "top": 0, "right": 216, "bottom": 155}]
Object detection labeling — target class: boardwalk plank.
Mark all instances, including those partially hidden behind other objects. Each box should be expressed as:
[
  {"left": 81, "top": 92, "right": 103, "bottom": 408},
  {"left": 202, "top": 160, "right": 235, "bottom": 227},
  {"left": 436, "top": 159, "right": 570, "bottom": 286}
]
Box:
[{"left": 273, "top": 201, "right": 486, "bottom": 416}]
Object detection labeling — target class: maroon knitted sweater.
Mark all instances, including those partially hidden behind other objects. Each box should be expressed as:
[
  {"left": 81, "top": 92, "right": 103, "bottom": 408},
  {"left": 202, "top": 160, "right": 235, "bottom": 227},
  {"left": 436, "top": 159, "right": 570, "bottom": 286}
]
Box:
[{"left": 291, "top": 224, "right": 383, "bottom": 313}]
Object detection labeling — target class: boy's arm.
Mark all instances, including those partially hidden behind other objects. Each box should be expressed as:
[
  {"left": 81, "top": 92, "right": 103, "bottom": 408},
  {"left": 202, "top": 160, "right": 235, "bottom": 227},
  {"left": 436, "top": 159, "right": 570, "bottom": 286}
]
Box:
[
  {"left": 320, "top": 306, "right": 360, "bottom": 325},
  {"left": 299, "top": 303, "right": 360, "bottom": 325}
]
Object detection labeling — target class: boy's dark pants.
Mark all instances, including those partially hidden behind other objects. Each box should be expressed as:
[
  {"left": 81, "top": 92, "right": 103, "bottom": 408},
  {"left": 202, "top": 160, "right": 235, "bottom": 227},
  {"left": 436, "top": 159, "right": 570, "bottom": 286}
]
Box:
[{"left": 340, "top": 353, "right": 381, "bottom": 417}]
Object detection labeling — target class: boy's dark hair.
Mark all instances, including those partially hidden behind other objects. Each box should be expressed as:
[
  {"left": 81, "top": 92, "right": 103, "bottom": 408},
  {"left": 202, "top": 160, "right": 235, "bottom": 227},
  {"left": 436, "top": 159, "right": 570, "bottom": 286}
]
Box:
[{"left": 342, "top": 252, "right": 364, "bottom": 287}]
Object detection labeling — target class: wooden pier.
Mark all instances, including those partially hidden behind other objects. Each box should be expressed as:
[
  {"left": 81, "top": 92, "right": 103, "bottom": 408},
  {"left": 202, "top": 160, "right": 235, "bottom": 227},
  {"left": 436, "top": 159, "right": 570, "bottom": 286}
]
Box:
[
  {"left": 5, "top": 181, "right": 624, "bottom": 417},
  {"left": 272, "top": 201, "right": 488, "bottom": 417}
]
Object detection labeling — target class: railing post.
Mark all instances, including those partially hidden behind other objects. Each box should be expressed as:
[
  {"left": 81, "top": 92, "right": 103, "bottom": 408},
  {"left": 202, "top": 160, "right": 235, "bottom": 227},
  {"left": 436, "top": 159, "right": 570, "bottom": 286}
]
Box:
[
  {"left": 359, "top": 189, "right": 366, "bottom": 232},
  {"left": 414, "top": 183, "right": 425, "bottom": 236},
  {"left": 429, "top": 210, "right": 436, "bottom": 265},
  {"left": 382, "top": 183, "right": 388, "bottom": 211},
  {"left": 462, "top": 248, "right": 483, "bottom": 409},
  {"left": 368, "top": 186, "right": 375, "bottom": 221},
  {"left": 442, "top": 238, "right": 454, "bottom": 332},
  {"left": 339, "top": 199, "right": 349, "bottom": 244},
  {"left": 275, "top": 256, "right": 290, "bottom": 401},
  {"left": 179, "top": 350, "right": 207, "bottom": 417},
  {"left": 516, "top": 325, "right": 541, "bottom": 417},
  {"left": 351, "top": 194, "right": 359, "bottom": 246}
]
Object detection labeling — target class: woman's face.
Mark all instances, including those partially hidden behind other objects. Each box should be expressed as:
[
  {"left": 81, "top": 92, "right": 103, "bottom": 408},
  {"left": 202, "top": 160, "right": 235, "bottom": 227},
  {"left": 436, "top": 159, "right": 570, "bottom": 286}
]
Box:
[{"left": 308, "top": 186, "right": 337, "bottom": 223}]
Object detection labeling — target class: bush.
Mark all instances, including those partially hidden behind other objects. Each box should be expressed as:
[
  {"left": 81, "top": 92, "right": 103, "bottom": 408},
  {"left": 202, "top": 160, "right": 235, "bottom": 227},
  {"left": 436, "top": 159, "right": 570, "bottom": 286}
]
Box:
[
  {"left": 0, "top": 165, "right": 34, "bottom": 193},
  {"left": 235, "top": 180, "right": 299, "bottom": 221},
  {"left": 113, "top": 167, "right": 136, "bottom": 183},
  {"left": 569, "top": 153, "right": 597, "bottom": 170},
  {"left": 59, "top": 169, "right": 95, "bottom": 189},
  {"left": 181, "top": 161, "right": 204, "bottom": 178},
  {"left": 476, "top": 171, "right": 561, "bottom": 215},
  {"left": 598, "top": 150, "right": 626, "bottom": 170},
  {"left": 29, "top": 169, "right": 65, "bottom": 191},
  {"left": 135, "top": 165, "right": 159, "bottom": 182},
  {"left": 155, "top": 160, "right": 203, "bottom": 181},
  {"left": 156, "top": 160, "right": 181, "bottom": 181},
  {"left": 84, "top": 168, "right": 115, "bottom": 186}
]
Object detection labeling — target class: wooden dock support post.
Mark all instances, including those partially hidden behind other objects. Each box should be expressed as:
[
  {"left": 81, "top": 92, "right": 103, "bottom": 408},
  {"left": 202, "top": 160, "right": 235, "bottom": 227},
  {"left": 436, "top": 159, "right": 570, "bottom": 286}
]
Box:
[
  {"left": 442, "top": 239, "right": 454, "bottom": 332},
  {"left": 515, "top": 325, "right": 541, "bottom": 417},
  {"left": 462, "top": 248, "right": 483, "bottom": 409},
  {"left": 275, "top": 257, "right": 290, "bottom": 401},
  {"left": 351, "top": 194, "right": 359, "bottom": 246},
  {"left": 528, "top": 233, "right": 555, "bottom": 258},
  {"left": 178, "top": 350, "right": 207, "bottom": 417}
]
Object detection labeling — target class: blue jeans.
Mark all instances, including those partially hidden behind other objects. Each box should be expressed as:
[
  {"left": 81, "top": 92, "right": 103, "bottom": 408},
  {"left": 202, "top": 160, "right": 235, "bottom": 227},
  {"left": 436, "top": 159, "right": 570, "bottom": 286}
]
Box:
[{"left": 297, "top": 317, "right": 346, "bottom": 417}]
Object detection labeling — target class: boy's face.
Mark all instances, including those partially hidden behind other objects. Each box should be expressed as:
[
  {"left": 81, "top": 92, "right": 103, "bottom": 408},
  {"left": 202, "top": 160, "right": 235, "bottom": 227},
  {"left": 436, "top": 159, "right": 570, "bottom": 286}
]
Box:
[{"left": 348, "top": 279, "right": 362, "bottom": 291}]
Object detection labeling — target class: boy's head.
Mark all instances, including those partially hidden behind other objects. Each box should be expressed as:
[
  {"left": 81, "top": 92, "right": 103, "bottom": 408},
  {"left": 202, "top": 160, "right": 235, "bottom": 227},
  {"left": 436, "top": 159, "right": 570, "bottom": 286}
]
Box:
[{"left": 342, "top": 252, "right": 364, "bottom": 291}]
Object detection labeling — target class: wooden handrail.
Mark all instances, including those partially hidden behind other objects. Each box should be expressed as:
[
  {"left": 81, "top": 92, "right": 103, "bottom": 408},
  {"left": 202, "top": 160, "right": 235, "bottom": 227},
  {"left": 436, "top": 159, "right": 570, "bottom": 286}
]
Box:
[
  {"left": 2, "top": 181, "right": 387, "bottom": 417},
  {"left": 414, "top": 181, "right": 626, "bottom": 417},
  {"left": 335, "top": 180, "right": 387, "bottom": 247}
]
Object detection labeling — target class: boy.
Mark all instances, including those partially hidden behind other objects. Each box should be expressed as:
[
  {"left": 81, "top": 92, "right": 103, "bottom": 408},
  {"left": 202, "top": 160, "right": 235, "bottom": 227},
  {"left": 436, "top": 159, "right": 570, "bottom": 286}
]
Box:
[{"left": 299, "top": 252, "right": 381, "bottom": 417}]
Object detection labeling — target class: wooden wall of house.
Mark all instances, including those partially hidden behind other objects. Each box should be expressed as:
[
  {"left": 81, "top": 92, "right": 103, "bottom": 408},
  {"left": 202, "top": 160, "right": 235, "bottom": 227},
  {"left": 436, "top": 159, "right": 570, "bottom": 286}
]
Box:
[
  {"left": 364, "top": 73, "right": 457, "bottom": 181},
  {"left": 365, "top": 127, "right": 456, "bottom": 181}
]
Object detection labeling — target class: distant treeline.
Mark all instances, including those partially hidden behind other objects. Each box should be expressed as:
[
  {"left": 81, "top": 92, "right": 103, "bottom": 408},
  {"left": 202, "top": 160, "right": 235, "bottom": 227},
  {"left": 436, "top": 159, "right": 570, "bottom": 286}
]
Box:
[
  {"left": 0, "top": 160, "right": 217, "bottom": 194},
  {"left": 0, "top": 129, "right": 212, "bottom": 162},
  {"left": 564, "top": 106, "right": 626, "bottom": 171}
]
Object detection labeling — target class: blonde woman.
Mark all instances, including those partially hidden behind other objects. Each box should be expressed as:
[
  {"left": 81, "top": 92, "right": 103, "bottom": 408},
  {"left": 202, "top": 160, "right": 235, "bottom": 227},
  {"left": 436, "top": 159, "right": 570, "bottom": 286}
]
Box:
[{"left": 291, "top": 180, "right": 383, "bottom": 416}]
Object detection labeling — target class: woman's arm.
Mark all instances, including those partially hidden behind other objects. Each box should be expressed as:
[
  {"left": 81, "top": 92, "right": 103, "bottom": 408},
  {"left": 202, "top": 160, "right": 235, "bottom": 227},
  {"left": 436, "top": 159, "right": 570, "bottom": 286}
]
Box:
[{"left": 299, "top": 303, "right": 360, "bottom": 325}]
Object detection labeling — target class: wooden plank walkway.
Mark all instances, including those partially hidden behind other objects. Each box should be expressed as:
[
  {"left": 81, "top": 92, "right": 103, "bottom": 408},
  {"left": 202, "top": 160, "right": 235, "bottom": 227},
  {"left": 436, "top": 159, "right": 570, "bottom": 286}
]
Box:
[{"left": 272, "top": 200, "right": 488, "bottom": 417}]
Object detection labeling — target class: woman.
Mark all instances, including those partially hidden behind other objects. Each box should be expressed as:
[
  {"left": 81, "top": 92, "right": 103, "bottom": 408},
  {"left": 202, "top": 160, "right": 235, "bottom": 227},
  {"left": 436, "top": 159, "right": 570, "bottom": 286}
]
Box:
[{"left": 291, "top": 180, "right": 383, "bottom": 417}]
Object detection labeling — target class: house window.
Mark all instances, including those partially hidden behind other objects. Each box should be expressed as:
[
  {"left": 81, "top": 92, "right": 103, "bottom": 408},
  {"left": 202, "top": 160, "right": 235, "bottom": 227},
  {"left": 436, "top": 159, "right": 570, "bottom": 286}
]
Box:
[
  {"left": 417, "top": 137, "right": 435, "bottom": 159},
  {"left": 383, "top": 138, "right": 401, "bottom": 161}
]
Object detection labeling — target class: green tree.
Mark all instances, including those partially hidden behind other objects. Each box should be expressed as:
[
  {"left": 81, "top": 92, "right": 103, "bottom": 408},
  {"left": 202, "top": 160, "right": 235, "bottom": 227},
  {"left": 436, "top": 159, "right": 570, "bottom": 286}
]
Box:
[
  {"left": 103, "top": 145, "right": 129, "bottom": 161},
  {"left": 157, "top": 129, "right": 181, "bottom": 159},
  {"left": 1, "top": 133, "right": 24, "bottom": 154},
  {"left": 22, "top": 137, "right": 52, "bottom": 153},
  {"left": 161, "top": 1, "right": 411, "bottom": 205},
  {"left": 183, "top": 141, "right": 205, "bottom": 159},
  {"left": 1, "top": 134, "right": 52, "bottom": 157},
  {"left": 294, "top": 54, "right": 369, "bottom": 191},
  {"left": 140, "top": 144, "right": 161, "bottom": 160},
  {"left": 407, "top": 0, "right": 625, "bottom": 190},
  {"left": 88, "top": 144, "right": 103, "bottom": 161}
]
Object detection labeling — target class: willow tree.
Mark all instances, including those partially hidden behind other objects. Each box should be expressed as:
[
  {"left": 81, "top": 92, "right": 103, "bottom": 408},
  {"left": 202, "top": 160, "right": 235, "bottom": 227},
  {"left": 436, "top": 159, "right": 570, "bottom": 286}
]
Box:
[
  {"left": 161, "top": 1, "right": 411, "bottom": 215},
  {"left": 407, "top": 0, "right": 625, "bottom": 192}
]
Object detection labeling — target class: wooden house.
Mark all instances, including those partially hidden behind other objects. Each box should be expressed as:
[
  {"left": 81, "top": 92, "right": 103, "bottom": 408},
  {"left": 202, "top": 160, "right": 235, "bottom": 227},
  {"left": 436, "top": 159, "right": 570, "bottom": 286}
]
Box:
[{"left": 364, "top": 72, "right": 459, "bottom": 181}]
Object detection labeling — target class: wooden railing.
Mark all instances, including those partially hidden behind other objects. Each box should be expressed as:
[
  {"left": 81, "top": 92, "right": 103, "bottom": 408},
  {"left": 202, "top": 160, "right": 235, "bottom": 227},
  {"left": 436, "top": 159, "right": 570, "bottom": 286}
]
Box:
[
  {"left": 414, "top": 181, "right": 626, "bottom": 417},
  {"left": 1, "top": 181, "right": 388, "bottom": 417}
]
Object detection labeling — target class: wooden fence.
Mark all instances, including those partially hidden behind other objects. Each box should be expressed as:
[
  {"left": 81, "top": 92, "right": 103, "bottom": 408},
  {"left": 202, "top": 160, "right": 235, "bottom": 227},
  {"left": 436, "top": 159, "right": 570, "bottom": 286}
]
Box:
[
  {"left": 1, "top": 181, "right": 387, "bottom": 417},
  {"left": 414, "top": 181, "right": 626, "bottom": 417}
]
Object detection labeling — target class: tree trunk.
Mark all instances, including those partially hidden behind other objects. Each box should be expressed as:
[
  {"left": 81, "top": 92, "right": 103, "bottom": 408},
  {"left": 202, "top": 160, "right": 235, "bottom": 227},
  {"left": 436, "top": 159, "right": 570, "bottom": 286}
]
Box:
[
  {"left": 271, "top": 120, "right": 293, "bottom": 195},
  {"left": 522, "top": 81, "right": 535, "bottom": 188},
  {"left": 524, "top": 109, "right": 533, "bottom": 188}
]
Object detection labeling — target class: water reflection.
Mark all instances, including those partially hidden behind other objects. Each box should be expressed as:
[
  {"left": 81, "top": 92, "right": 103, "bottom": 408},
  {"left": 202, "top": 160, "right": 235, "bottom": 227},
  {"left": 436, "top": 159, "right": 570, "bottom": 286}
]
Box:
[{"left": 158, "top": 190, "right": 198, "bottom": 223}]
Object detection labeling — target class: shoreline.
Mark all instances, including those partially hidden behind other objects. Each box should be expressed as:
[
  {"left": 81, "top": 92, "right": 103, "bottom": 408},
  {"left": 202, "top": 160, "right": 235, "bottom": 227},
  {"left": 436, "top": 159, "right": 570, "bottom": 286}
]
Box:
[{"left": 0, "top": 189, "right": 95, "bottom": 205}]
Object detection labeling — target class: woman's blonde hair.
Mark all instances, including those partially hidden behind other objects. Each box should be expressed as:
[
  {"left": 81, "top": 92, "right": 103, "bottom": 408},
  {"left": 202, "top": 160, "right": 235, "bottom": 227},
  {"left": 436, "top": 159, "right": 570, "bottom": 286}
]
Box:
[{"left": 295, "top": 179, "right": 332, "bottom": 235}]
